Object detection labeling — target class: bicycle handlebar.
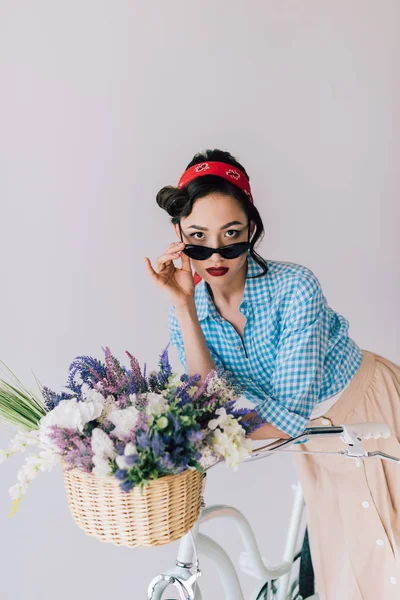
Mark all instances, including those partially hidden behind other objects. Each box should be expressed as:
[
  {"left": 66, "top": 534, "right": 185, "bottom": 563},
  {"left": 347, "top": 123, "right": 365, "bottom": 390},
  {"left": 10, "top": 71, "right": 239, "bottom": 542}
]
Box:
[{"left": 204, "top": 422, "right": 398, "bottom": 472}]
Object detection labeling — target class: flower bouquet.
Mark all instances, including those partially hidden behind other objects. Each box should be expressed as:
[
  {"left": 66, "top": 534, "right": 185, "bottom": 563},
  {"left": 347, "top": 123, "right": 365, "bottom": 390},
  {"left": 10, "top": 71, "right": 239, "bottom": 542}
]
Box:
[{"left": 0, "top": 345, "right": 262, "bottom": 547}]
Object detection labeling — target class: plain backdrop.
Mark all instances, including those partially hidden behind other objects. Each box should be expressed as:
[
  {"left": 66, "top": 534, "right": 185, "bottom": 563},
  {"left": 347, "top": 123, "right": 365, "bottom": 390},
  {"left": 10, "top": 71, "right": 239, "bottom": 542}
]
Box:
[{"left": 0, "top": 1, "right": 399, "bottom": 598}]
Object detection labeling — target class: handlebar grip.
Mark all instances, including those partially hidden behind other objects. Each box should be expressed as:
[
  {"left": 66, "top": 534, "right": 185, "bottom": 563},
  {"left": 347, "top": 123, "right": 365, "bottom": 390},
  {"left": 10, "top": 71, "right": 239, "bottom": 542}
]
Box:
[{"left": 342, "top": 422, "right": 391, "bottom": 441}]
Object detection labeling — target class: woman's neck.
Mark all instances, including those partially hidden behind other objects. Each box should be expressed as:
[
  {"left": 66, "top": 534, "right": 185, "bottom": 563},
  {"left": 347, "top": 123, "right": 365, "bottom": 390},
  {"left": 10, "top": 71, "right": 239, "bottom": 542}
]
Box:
[{"left": 206, "top": 260, "right": 248, "bottom": 309}]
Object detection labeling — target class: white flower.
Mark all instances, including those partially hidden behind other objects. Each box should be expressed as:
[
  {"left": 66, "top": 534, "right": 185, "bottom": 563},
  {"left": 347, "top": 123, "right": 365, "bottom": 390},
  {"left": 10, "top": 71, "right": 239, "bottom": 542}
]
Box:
[
  {"left": 91, "top": 429, "right": 116, "bottom": 479},
  {"left": 207, "top": 408, "right": 252, "bottom": 470},
  {"left": 39, "top": 397, "right": 103, "bottom": 447},
  {"left": 107, "top": 406, "right": 140, "bottom": 438},
  {"left": 92, "top": 456, "right": 112, "bottom": 478},
  {"left": 91, "top": 429, "right": 115, "bottom": 458},
  {"left": 124, "top": 442, "right": 137, "bottom": 456},
  {"left": 115, "top": 455, "right": 128, "bottom": 469},
  {"left": 115, "top": 441, "right": 138, "bottom": 468},
  {"left": 208, "top": 407, "right": 234, "bottom": 431},
  {"left": 9, "top": 429, "right": 43, "bottom": 452},
  {"left": 211, "top": 428, "right": 252, "bottom": 470},
  {"left": 144, "top": 393, "right": 167, "bottom": 417},
  {"left": 198, "top": 446, "right": 219, "bottom": 470},
  {"left": 8, "top": 447, "right": 59, "bottom": 506},
  {"left": 9, "top": 482, "right": 28, "bottom": 501}
]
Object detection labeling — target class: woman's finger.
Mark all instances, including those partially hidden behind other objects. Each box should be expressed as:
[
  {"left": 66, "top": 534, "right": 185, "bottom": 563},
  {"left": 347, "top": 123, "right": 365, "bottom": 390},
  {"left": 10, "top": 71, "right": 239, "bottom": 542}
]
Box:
[
  {"left": 144, "top": 257, "right": 160, "bottom": 281},
  {"left": 179, "top": 249, "right": 192, "bottom": 272},
  {"left": 156, "top": 250, "right": 182, "bottom": 271}
]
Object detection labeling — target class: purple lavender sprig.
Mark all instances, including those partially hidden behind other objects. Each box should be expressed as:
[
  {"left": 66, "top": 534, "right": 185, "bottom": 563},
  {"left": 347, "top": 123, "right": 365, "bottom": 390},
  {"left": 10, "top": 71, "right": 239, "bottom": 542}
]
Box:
[
  {"left": 157, "top": 345, "right": 173, "bottom": 388},
  {"left": 40, "top": 387, "right": 76, "bottom": 411},
  {"left": 125, "top": 351, "right": 147, "bottom": 394},
  {"left": 65, "top": 356, "right": 107, "bottom": 392},
  {"left": 47, "top": 425, "right": 93, "bottom": 472}
]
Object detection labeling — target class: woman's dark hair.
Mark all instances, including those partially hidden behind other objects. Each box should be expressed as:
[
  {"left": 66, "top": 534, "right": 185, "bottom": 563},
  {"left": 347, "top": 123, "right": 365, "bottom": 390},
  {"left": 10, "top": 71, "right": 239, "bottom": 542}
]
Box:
[{"left": 156, "top": 149, "right": 268, "bottom": 279}]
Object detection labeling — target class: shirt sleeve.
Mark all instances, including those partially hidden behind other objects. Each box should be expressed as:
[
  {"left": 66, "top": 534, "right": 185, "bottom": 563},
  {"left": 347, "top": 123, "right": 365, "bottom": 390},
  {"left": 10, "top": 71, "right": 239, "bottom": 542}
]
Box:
[
  {"left": 168, "top": 305, "right": 188, "bottom": 373},
  {"left": 168, "top": 305, "right": 225, "bottom": 375},
  {"left": 253, "top": 271, "right": 330, "bottom": 438}
]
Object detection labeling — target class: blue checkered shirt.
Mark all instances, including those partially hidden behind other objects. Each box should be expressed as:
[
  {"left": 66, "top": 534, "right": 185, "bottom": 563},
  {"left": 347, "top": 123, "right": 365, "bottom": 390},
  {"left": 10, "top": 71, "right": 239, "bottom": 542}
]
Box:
[{"left": 168, "top": 253, "right": 362, "bottom": 437}]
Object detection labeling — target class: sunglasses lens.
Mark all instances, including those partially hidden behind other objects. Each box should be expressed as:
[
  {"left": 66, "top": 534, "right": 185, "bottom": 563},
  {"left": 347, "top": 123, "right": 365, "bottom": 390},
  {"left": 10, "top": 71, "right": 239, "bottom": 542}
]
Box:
[
  {"left": 183, "top": 242, "right": 250, "bottom": 260},
  {"left": 183, "top": 246, "right": 213, "bottom": 260},
  {"left": 219, "top": 243, "right": 250, "bottom": 259}
]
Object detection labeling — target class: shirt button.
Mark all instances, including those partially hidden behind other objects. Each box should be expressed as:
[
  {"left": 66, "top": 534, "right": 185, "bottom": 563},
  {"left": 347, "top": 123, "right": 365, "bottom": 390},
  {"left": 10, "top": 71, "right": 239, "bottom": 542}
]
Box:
[
  {"left": 376, "top": 539, "right": 384, "bottom": 546},
  {"left": 390, "top": 577, "right": 397, "bottom": 585},
  {"left": 355, "top": 459, "right": 361, "bottom": 467},
  {"left": 236, "top": 345, "right": 241, "bottom": 350},
  {"left": 362, "top": 501, "right": 369, "bottom": 508},
  {"left": 321, "top": 418, "right": 330, "bottom": 425}
]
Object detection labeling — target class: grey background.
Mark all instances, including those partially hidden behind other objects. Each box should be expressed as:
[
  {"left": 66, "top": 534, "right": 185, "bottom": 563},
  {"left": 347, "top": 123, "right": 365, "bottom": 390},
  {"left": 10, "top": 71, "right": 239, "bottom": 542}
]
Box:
[{"left": 0, "top": 1, "right": 399, "bottom": 598}]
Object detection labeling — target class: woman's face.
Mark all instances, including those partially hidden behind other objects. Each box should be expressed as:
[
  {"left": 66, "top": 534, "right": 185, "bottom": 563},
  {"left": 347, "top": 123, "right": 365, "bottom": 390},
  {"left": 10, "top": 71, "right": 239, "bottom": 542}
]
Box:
[{"left": 175, "top": 193, "right": 253, "bottom": 286}]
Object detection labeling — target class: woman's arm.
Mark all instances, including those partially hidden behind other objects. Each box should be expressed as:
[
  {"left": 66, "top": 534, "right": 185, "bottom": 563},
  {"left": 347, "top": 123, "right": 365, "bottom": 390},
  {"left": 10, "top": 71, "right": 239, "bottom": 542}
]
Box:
[
  {"left": 241, "top": 410, "right": 291, "bottom": 440},
  {"left": 174, "top": 301, "right": 217, "bottom": 381}
]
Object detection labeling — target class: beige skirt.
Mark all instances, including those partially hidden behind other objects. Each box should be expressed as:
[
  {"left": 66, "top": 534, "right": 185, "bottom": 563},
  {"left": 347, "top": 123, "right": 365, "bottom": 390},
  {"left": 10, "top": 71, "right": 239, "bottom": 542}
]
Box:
[{"left": 291, "top": 349, "right": 400, "bottom": 600}]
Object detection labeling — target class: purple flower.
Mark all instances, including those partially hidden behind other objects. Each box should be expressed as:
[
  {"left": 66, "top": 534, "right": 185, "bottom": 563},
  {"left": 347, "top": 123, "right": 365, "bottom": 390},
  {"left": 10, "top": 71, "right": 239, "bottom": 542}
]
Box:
[
  {"left": 136, "top": 431, "right": 150, "bottom": 449},
  {"left": 159, "top": 454, "right": 174, "bottom": 471},
  {"left": 125, "top": 350, "right": 147, "bottom": 394},
  {"left": 157, "top": 345, "right": 173, "bottom": 387},
  {"left": 188, "top": 430, "right": 205, "bottom": 443},
  {"left": 115, "top": 469, "right": 128, "bottom": 480},
  {"left": 124, "top": 454, "right": 139, "bottom": 466},
  {"left": 151, "top": 431, "right": 165, "bottom": 457},
  {"left": 120, "top": 480, "right": 134, "bottom": 492},
  {"left": 40, "top": 387, "right": 76, "bottom": 410},
  {"left": 115, "top": 441, "right": 125, "bottom": 455},
  {"left": 47, "top": 426, "right": 93, "bottom": 472}
]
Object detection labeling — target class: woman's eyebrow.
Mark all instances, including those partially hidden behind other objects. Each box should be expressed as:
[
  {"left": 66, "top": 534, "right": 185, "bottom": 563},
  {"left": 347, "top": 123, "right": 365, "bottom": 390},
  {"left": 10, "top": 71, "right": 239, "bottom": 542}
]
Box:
[{"left": 187, "top": 220, "right": 244, "bottom": 231}]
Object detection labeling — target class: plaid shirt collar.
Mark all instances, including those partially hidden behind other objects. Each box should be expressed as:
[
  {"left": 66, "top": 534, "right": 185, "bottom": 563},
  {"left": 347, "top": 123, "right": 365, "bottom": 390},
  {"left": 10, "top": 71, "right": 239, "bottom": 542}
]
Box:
[{"left": 195, "top": 252, "right": 270, "bottom": 322}]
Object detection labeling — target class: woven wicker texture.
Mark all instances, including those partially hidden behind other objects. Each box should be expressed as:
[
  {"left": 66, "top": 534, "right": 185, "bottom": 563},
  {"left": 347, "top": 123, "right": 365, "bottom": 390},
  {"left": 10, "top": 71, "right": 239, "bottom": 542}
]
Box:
[{"left": 62, "top": 465, "right": 205, "bottom": 547}]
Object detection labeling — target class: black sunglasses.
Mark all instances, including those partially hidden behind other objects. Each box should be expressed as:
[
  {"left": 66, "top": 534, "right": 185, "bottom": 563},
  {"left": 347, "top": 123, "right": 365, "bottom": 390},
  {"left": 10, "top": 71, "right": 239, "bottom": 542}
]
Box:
[{"left": 178, "top": 221, "right": 251, "bottom": 261}]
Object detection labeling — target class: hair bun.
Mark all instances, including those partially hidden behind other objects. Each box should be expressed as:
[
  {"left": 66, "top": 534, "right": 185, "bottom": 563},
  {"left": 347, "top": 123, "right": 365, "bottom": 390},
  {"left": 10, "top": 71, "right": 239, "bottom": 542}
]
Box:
[{"left": 156, "top": 186, "right": 188, "bottom": 218}]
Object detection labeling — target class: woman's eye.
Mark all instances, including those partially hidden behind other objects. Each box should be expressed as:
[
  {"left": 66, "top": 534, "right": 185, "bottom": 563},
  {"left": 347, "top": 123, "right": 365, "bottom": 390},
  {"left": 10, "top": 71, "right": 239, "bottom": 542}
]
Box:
[{"left": 189, "top": 229, "right": 241, "bottom": 241}]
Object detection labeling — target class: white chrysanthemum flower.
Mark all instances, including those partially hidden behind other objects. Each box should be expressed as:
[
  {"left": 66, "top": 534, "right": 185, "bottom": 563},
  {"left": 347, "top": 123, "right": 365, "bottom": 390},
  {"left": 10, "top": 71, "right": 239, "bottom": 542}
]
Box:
[
  {"left": 115, "top": 455, "right": 128, "bottom": 469},
  {"left": 107, "top": 406, "right": 140, "bottom": 438},
  {"left": 124, "top": 442, "right": 137, "bottom": 456},
  {"left": 92, "top": 456, "right": 112, "bottom": 478},
  {"left": 91, "top": 429, "right": 116, "bottom": 478},
  {"left": 39, "top": 397, "right": 103, "bottom": 448},
  {"left": 144, "top": 393, "right": 167, "bottom": 417},
  {"left": 115, "top": 442, "right": 137, "bottom": 469},
  {"left": 91, "top": 429, "right": 115, "bottom": 457}
]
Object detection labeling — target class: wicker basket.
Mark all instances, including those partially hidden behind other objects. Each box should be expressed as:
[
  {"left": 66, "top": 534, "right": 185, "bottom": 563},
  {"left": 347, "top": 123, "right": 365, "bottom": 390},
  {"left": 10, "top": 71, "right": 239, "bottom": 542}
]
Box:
[{"left": 62, "top": 464, "right": 206, "bottom": 548}]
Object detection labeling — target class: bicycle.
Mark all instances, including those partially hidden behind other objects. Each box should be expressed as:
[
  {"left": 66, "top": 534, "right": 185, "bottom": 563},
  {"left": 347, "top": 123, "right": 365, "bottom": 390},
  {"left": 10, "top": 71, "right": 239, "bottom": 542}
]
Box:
[{"left": 146, "top": 422, "right": 400, "bottom": 600}]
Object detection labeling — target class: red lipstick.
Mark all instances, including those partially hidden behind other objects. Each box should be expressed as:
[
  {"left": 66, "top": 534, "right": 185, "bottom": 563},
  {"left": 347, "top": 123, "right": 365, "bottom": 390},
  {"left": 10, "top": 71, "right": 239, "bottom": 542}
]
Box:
[{"left": 206, "top": 267, "right": 229, "bottom": 277}]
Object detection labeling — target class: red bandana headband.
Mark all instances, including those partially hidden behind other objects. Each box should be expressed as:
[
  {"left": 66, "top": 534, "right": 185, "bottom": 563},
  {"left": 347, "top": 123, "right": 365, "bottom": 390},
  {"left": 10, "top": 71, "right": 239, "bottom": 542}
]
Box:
[
  {"left": 177, "top": 161, "right": 254, "bottom": 204},
  {"left": 177, "top": 161, "right": 254, "bottom": 286}
]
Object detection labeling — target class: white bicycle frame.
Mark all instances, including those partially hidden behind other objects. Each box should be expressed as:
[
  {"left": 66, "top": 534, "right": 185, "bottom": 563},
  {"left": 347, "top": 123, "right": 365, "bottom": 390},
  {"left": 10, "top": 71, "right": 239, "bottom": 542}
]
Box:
[{"left": 147, "top": 423, "right": 400, "bottom": 600}]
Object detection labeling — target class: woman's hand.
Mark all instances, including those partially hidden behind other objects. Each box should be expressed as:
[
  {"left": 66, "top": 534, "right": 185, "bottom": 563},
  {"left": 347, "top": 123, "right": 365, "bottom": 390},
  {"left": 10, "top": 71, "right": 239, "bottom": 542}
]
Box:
[{"left": 144, "top": 241, "right": 195, "bottom": 310}]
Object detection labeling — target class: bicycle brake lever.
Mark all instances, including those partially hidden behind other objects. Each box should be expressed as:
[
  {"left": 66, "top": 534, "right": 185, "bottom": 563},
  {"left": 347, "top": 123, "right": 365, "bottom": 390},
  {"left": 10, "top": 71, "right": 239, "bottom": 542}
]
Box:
[{"left": 340, "top": 425, "right": 368, "bottom": 459}]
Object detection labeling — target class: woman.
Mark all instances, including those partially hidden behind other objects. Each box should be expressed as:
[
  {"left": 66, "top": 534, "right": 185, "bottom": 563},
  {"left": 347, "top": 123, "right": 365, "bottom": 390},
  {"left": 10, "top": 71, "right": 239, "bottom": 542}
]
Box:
[{"left": 145, "top": 148, "right": 400, "bottom": 600}]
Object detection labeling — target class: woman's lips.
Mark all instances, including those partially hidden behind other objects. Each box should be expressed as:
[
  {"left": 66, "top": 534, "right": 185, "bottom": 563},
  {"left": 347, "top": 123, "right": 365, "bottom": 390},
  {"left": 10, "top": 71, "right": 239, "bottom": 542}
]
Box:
[{"left": 206, "top": 267, "right": 229, "bottom": 277}]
